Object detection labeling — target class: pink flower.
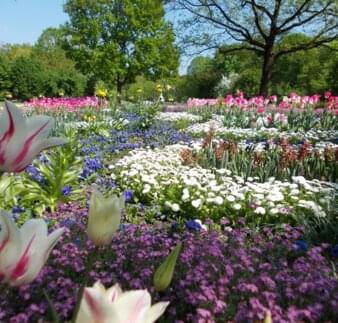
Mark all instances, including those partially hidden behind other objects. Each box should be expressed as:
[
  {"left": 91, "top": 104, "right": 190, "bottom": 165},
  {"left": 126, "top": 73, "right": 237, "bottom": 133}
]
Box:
[
  {"left": 76, "top": 281, "right": 169, "bottom": 323},
  {"left": 0, "top": 101, "right": 67, "bottom": 172},
  {"left": 0, "top": 211, "right": 64, "bottom": 286},
  {"left": 324, "top": 91, "right": 332, "bottom": 99},
  {"left": 270, "top": 95, "right": 277, "bottom": 103}
]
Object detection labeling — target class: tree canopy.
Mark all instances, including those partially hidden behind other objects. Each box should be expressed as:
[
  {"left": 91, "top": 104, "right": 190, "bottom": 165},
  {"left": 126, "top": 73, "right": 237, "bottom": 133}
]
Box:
[
  {"left": 168, "top": 0, "right": 338, "bottom": 96},
  {"left": 63, "top": 0, "right": 179, "bottom": 92}
]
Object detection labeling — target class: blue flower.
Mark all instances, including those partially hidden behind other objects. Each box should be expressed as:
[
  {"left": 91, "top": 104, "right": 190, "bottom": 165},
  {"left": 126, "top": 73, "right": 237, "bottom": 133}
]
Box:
[
  {"left": 331, "top": 245, "right": 338, "bottom": 258},
  {"left": 62, "top": 185, "right": 72, "bottom": 196},
  {"left": 12, "top": 206, "right": 25, "bottom": 213},
  {"left": 186, "top": 219, "right": 202, "bottom": 231},
  {"left": 293, "top": 240, "right": 309, "bottom": 252},
  {"left": 26, "top": 165, "right": 46, "bottom": 184},
  {"left": 124, "top": 189, "right": 133, "bottom": 202}
]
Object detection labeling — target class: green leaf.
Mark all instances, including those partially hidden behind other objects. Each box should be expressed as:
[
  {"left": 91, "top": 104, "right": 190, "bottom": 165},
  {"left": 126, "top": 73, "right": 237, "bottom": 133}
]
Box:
[{"left": 153, "top": 242, "right": 182, "bottom": 292}]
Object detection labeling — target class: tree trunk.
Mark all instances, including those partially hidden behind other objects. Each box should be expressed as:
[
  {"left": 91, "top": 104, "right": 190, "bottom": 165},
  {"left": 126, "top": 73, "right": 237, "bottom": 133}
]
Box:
[
  {"left": 116, "top": 73, "right": 122, "bottom": 104},
  {"left": 259, "top": 47, "right": 275, "bottom": 97}
]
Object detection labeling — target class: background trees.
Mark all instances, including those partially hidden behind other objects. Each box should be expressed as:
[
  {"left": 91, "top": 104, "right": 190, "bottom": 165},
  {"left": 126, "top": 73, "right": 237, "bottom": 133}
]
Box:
[
  {"left": 63, "top": 0, "right": 179, "bottom": 93},
  {"left": 168, "top": 0, "right": 338, "bottom": 96}
]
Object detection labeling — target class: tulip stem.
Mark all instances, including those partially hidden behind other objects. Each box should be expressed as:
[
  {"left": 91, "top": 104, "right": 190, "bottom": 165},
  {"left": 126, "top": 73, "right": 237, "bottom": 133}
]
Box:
[
  {"left": 71, "top": 247, "right": 97, "bottom": 323},
  {"left": 43, "top": 288, "right": 60, "bottom": 323}
]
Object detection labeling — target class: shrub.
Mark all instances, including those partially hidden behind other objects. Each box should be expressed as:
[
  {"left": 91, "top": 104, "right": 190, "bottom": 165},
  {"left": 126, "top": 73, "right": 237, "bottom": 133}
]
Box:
[{"left": 10, "top": 56, "right": 45, "bottom": 100}]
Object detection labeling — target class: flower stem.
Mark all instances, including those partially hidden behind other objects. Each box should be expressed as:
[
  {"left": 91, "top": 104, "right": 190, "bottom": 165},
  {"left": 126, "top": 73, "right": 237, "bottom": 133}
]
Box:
[
  {"left": 43, "top": 288, "right": 60, "bottom": 323},
  {"left": 71, "top": 247, "right": 97, "bottom": 323}
]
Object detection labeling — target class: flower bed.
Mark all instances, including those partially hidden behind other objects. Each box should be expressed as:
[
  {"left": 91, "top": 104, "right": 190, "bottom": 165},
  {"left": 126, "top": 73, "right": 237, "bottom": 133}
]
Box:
[
  {"left": 1, "top": 203, "right": 337, "bottom": 323},
  {"left": 1, "top": 97, "right": 337, "bottom": 322}
]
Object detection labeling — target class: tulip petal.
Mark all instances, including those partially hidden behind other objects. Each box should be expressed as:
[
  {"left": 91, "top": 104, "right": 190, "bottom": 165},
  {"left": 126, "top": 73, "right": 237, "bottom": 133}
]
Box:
[
  {"left": 44, "top": 227, "right": 65, "bottom": 260},
  {"left": 0, "top": 102, "right": 24, "bottom": 166},
  {"left": 76, "top": 286, "right": 118, "bottom": 323},
  {"left": 0, "top": 212, "right": 22, "bottom": 280},
  {"left": 113, "top": 290, "right": 151, "bottom": 323},
  {"left": 0, "top": 101, "right": 67, "bottom": 173},
  {"left": 10, "top": 234, "right": 35, "bottom": 284},
  {"left": 25, "top": 116, "right": 54, "bottom": 140},
  {"left": 106, "top": 284, "right": 123, "bottom": 303},
  {"left": 10, "top": 220, "right": 64, "bottom": 286},
  {"left": 0, "top": 101, "right": 24, "bottom": 139},
  {"left": 144, "top": 301, "right": 170, "bottom": 323},
  {"left": 13, "top": 119, "right": 51, "bottom": 166},
  {"left": 14, "top": 137, "right": 68, "bottom": 172}
]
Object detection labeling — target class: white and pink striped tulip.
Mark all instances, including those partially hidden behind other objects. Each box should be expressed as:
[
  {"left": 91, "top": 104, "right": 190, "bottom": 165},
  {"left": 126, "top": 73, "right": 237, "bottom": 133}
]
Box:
[
  {"left": 76, "top": 281, "right": 169, "bottom": 323},
  {"left": 0, "top": 211, "right": 64, "bottom": 286},
  {"left": 0, "top": 101, "right": 67, "bottom": 172}
]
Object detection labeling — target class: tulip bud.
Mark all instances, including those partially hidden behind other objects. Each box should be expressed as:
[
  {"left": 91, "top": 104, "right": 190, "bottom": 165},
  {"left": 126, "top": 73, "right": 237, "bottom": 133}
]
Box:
[
  {"left": 87, "top": 189, "right": 124, "bottom": 247},
  {"left": 154, "top": 242, "right": 182, "bottom": 292},
  {"left": 264, "top": 310, "right": 272, "bottom": 323}
]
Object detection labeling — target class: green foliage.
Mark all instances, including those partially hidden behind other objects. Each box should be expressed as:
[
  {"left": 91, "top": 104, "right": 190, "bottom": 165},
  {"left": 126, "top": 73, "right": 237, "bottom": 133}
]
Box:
[
  {"left": 194, "top": 135, "right": 338, "bottom": 183},
  {"left": 153, "top": 242, "right": 182, "bottom": 292},
  {"left": 10, "top": 56, "right": 45, "bottom": 100},
  {"left": 185, "top": 56, "right": 221, "bottom": 98},
  {"left": 125, "top": 75, "right": 161, "bottom": 102},
  {"left": 63, "top": 0, "right": 179, "bottom": 91},
  {"left": 11, "top": 136, "right": 84, "bottom": 216},
  {"left": 127, "top": 102, "right": 162, "bottom": 130},
  {"left": 0, "top": 53, "right": 12, "bottom": 99},
  {"left": 271, "top": 36, "right": 338, "bottom": 95},
  {"left": 0, "top": 41, "right": 86, "bottom": 99}
]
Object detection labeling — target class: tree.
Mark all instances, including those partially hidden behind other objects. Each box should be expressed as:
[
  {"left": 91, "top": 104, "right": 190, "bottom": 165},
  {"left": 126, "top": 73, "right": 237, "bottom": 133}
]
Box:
[
  {"left": 271, "top": 34, "right": 337, "bottom": 94},
  {"left": 185, "top": 56, "right": 221, "bottom": 98},
  {"left": 169, "top": 0, "right": 338, "bottom": 96},
  {"left": 63, "top": 0, "right": 179, "bottom": 93},
  {"left": 0, "top": 53, "right": 12, "bottom": 98},
  {"left": 10, "top": 56, "right": 45, "bottom": 100}
]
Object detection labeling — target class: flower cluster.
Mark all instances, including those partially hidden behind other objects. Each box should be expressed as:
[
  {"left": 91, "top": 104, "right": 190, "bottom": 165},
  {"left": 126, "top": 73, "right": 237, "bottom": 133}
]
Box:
[
  {"left": 25, "top": 97, "right": 100, "bottom": 112},
  {"left": 187, "top": 92, "right": 338, "bottom": 110},
  {"left": 111, "top": 145, "right": 336, "bottom": 226}
]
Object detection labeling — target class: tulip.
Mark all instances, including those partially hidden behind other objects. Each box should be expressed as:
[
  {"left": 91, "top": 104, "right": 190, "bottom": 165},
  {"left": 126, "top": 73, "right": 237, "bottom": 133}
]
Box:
[
  {"left": 0, "top": 101, "right": 67, "bottom": 172},
  {"left": 0, "top": 211, "right": 64, "bottom": 286},
  {"left": 76, "top": 281, "right": 169, "bottom": 323},
  {"left": 264, "top": 310, "right": 272, "bottom": 323},
  {"left": 87, "top": 188, "right": 124, "bottom": 247}
]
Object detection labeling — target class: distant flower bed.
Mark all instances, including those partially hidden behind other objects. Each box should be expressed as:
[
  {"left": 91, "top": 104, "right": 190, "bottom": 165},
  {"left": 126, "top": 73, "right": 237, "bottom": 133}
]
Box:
[
  {"left": 25, "top": 96, "right": 101, "bottom": 111},
  {"left": 187, "top": 92, "right": 338, "bottom": 110}
]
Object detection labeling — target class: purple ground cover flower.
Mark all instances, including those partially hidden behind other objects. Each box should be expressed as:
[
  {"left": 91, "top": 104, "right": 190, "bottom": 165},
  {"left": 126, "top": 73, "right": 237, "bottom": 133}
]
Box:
[{"left": 1, "top": 203, "right": 337, "bottom": 322}]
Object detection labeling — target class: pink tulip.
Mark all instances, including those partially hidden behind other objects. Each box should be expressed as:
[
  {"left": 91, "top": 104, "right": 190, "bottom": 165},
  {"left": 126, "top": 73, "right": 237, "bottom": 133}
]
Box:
[
  {"left": 0, "top": 101, "right": 67, "bottom": 172},
  {"left": 76, "top": 281, "right": 169, "bottom": 323},
  {"left": 0, "top": 211, "right": 64, "bottom": 286}
]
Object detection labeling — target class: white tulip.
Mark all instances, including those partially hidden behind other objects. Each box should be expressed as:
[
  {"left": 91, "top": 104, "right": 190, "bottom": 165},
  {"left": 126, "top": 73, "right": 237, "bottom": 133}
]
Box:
[
  {"left": 0, "top": 101, "right": 67, "bottom": 172},
  {"left": 0, "top": 211, "right": 64, "bottom": 286},
  {"left": 76, "top": 281, "right": 169, "bottom": 323}
]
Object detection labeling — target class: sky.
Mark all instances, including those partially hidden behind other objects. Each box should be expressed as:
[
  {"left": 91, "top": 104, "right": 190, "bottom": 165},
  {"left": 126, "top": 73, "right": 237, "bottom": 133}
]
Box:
[
  {"left": 0, "top": 0, "right": 68, "bottom": 44},
  {"left": 0, "top": 0, "right": 191, "bottom": 74}
]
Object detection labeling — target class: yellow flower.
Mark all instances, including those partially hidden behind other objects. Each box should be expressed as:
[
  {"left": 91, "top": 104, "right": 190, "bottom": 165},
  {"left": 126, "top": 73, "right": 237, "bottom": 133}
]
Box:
[
  {"left": 136, "top": 88, "right": 143, "bottom": 93},
  {"left": 95, "top": 88, "right": 108, "bottom": 98}
]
